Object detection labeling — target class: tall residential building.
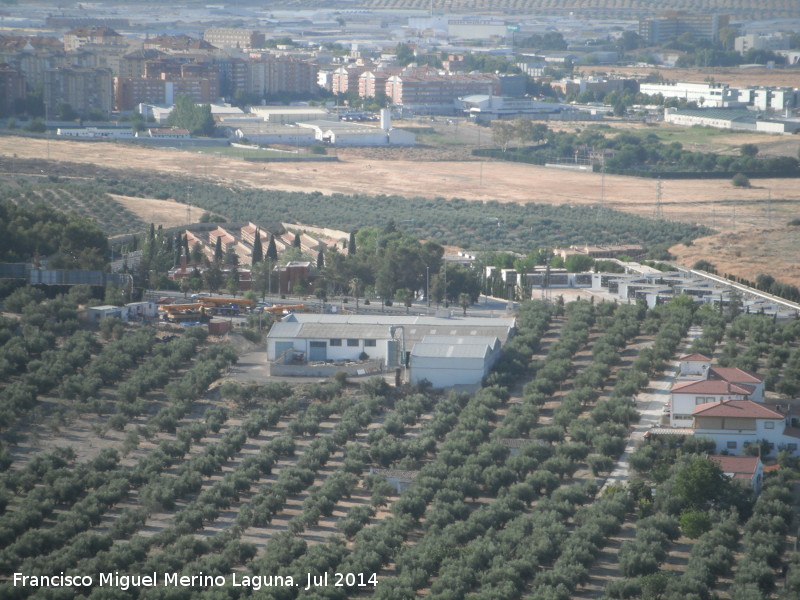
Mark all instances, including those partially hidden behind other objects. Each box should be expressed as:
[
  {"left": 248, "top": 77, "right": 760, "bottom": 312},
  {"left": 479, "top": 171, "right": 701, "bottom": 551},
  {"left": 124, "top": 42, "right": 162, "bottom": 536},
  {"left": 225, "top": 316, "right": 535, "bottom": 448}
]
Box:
[
  {"left": 358, "top": 67, "right": 404, "bottom": 98},
  {"left": 203, "top": 28, "right": 265, "bottom": 50},
  {"left": 114, "top": 76, "right": 218, "bottom": 110},
  {"left": 119, "top": 48, "right": 164, "bottom": 79},
  {"left": 0, "top": 36, "right": 66, "bottom": 89},
  {"left": 65, "top": 42, "right": 132, "bottom": 76},
  {"left": 332, "top": 62, "right": 373, "bottom": 95},
  {"left": 0, "top": 63, "right": 25, "bottom": 115},
  {"left": 245, "top": 54, "right": 318, "bottom": 97},
  {"left": 639, "top": 13, "right": 729, "bottom": 44},
  {"left": 44, "top": 66, "right": 113, "bottom": 116}
]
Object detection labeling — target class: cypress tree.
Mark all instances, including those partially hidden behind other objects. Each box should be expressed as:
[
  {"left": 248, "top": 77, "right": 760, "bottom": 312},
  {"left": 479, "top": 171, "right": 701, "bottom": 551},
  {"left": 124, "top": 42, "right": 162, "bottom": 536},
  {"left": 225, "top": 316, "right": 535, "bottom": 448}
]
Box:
[
  {"left": 316, "top": 249, "right": 324, "bottom": 268},
  {"left": 293, "top": 233, "right": 301, "bottom": 248},
  {"left": 252, "top": 229, "right": 263, "bottom": 264},
  {"left": 348, "top": 231, "right": 356, "bottom": 255},
  {"left": 266, "top": 235, "right": 278, "bottom": 261},
  {"left": 214, "top": 236, "right": 223, "bottom": 262}
]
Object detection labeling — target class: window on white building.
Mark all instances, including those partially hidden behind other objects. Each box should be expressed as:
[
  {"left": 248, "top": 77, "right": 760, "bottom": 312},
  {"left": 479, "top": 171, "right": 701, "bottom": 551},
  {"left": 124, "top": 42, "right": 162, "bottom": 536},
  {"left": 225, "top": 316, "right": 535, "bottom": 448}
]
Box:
[
  {"left": 765, "top": 422, "right": 775, "bottom": 429},
  {"left": 330, "top": 339, "right": 342, "bottom": 346},
  {"left": 347, "top": 339, "right": 359, "bottom": 347},
  {"left": 727, "top": 441, "right": 737, "bottom": 449}
]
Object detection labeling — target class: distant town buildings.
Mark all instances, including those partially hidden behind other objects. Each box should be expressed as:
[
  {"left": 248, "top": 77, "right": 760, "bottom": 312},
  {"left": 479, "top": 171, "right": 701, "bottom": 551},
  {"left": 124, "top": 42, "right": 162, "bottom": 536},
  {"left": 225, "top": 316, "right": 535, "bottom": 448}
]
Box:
[{"left": 63, "top": 26, "right": 124, "bottom": 52}]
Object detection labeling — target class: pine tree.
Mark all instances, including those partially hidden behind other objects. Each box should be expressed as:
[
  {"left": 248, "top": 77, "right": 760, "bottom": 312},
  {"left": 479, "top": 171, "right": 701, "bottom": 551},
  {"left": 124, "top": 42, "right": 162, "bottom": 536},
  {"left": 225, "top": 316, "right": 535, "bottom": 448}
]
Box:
[
  {"left": 214, "top": 236, "right": 223, "bottom": 262},
  {"left": 252, "top": 229, "right": 263, "bottom": 264},
  {"left": 348, "top": 231, "right": 357, "bottom": 255},
  {"left": 266, "top": 235, "right": 278, "bottom": 261}
]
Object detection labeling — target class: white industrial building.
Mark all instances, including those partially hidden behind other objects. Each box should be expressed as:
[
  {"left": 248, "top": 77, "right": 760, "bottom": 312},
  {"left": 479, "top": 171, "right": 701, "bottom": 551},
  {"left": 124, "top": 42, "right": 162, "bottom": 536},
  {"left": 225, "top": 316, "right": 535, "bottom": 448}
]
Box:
[
  {"left": 266, "top": 313, "right": 515, "bottom": 387},
  {"left": 409, "top": 335, "right": 501, "bottom": 388},
  {"left": 458, "top": 94, "right": 579, "bottom": 123},
  {"left": 233, "top": 123, "right": 317, "bottom": 146},
  {"left": 249, "top": 106, "right": 334, "bottom": 124},
  {"left": 57, "top": 127, "right": 136, "bottom": 139},
  {"left": 297, "top": 118, "right": 415, "bottom": 147},
  {"left": 639, "top": 81, "right": 740, "bottom": 108}
]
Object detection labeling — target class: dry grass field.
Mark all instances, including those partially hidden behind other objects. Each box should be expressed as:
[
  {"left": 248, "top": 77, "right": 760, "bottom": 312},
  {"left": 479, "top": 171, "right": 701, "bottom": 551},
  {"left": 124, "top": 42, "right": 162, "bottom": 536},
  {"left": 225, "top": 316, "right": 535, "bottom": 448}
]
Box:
[
  {"left": 592, "top": 66, "right": 800, "bottom": 89},
  {"left": 2, "top": 134, "right": 799, "bottom": 285}
]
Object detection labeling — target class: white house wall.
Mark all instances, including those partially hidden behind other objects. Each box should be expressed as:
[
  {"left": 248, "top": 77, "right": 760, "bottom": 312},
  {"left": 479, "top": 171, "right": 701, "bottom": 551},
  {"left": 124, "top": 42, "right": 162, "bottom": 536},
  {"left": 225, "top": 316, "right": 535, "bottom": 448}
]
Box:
[
  {"left": 410, "top": 365, "right": 488, "bottom": 388},
  {"left": 267, "top": 337, "right": 390, "bottom": 363},
  {"left": 671, "top": 393, "right": 745, "bottom": 427},
  {"left": 695, "top": 420, "right": 795, "bottom": 456}
]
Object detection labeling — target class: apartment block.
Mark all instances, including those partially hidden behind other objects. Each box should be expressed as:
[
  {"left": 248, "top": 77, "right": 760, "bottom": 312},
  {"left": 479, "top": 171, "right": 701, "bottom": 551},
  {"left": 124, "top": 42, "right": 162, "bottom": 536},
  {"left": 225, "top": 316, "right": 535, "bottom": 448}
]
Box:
[
  {"left": 204, "top": 28, "right": 265, "bottom": 50},
  {"left": 639, "top": 12, "right": 729, "bottom": 44},
  {"left": 245, "top": 54, "right": 319, "bottom": 96},
  {"left": 114, "top": 76, "right": 218, "bottom": 110},
  {"left": 44, "top": 66, "right": 114, "bottom": 117},
  {"left": 386, "top": 72, "right": 500, "bottom": 113},
  {"left": 332, "top": 63, "right": 373, "bottom": 95},
  {"left": 119, "top": 48, "right": 164, "bottom": 79},
  {"left": 0, "top": 63, "right": 25, "bottom": 115}
]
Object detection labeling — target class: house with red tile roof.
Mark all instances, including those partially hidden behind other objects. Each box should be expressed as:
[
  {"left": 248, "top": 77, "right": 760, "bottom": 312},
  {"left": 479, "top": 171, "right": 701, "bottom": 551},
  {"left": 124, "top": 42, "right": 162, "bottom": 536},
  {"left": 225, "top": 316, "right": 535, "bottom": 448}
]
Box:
[
  {"left": 678, "top": 353, "right": 711, "bottom": 377},
  {"left": 708, "top": 366, "right": 765, "bottom": 401},
  {"left": 709, "top": 455, "right": 763, "bottom": 493},
  {"left": 693, "top": 400, "right": 799, "bottom": 457},
  {"left": 670, "top": 378, "right": 753, "bottom": 428},
  {"left": 670, "top": 358, "right": 765, "bottom": 427}
]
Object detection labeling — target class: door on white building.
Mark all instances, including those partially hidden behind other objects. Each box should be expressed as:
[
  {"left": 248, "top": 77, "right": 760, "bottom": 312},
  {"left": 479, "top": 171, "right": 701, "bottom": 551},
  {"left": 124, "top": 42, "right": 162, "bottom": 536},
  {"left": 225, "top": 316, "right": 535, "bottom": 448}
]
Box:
[
  {"left": 309, "top": 341, "right": 327, "bottom": 362},
  {"left": 275, "top": 341, "right": 295, "bottom": 362}
]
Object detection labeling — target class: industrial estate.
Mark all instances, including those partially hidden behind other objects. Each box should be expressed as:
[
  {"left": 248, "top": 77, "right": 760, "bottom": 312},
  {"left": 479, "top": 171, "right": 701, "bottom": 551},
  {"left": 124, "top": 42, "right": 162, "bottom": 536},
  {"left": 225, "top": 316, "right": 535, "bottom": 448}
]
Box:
[{"left": 1, "top": 1, "right": 800, "bottom": 599}]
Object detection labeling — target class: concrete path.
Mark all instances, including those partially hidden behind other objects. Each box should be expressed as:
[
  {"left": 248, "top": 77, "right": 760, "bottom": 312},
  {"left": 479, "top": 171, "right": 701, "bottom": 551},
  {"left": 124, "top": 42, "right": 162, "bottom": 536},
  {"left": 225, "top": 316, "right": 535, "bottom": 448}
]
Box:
[{"left": 600, "top": 326, "right": 703, "bottom": 492}]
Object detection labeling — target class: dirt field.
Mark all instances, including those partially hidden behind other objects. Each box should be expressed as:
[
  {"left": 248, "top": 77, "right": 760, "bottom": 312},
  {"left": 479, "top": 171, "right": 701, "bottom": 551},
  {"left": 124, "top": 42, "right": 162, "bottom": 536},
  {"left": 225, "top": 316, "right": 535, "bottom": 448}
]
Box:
[
  {"left": 3, "top": 136, "right": 799, "bottom": 226},
  {"left": 110, "top": 194, "right": 200, "bottom": 229},
  {"left": 581, "top": 66, "right": 800, "bottom": 89},
  {"left": 2, "top": 135, "right": 799, "bottom": 285}
]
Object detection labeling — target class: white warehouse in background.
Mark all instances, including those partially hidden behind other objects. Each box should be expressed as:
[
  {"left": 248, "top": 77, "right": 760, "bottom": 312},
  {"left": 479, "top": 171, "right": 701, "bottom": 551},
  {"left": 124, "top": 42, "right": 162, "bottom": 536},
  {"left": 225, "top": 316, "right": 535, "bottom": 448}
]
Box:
[{"left": 409, "top": 335, "right": 501, "bottom": 388}]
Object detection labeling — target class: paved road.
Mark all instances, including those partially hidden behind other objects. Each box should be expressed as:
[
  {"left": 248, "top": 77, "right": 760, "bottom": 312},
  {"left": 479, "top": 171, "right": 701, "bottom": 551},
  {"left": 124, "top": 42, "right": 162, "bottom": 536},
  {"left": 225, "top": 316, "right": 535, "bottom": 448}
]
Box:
[{"left": 600, "top": 326, "right": 702, "bottom": 492}]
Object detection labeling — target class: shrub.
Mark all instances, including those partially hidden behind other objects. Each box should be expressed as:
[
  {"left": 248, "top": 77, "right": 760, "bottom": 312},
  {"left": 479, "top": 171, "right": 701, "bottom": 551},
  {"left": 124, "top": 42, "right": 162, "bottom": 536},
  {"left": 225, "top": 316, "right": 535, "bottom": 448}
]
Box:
[
  {"left": 680, "top": 510, "right": 712, "bottom": 538},
  {"left": 732, "top": 173, "right": 750, "bottom": 188}
]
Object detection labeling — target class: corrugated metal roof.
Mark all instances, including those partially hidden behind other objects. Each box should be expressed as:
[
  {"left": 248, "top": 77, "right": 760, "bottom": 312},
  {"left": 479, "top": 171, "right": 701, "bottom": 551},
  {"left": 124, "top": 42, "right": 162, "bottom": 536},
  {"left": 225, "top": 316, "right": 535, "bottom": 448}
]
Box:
[
  {"left": 268, "top": 321, "right": 302, "bottom": 338},
  {"left": 411, "top": 342, "right": 491, "bottom": 359},
  {"left": 422, "top": 335, "right": 499, "bottom": 348},
  {"left": 297, "top": 323, "right": 392, "bottom": 339}
]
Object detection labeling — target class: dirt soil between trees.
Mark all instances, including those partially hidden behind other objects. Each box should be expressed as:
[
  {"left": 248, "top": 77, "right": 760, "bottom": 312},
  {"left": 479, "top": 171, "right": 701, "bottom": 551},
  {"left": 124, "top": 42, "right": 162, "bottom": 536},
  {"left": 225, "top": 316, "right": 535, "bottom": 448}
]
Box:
[{"left": 1, "top": 135, "right": 799, "bottom": 286}]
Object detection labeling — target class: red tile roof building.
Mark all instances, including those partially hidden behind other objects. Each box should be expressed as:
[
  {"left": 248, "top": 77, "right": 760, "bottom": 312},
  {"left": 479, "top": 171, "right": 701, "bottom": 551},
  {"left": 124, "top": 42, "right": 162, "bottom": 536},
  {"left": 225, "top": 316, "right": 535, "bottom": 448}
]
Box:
[{"left": 63, "top": 27, "right": 123, "bottom": 52}]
